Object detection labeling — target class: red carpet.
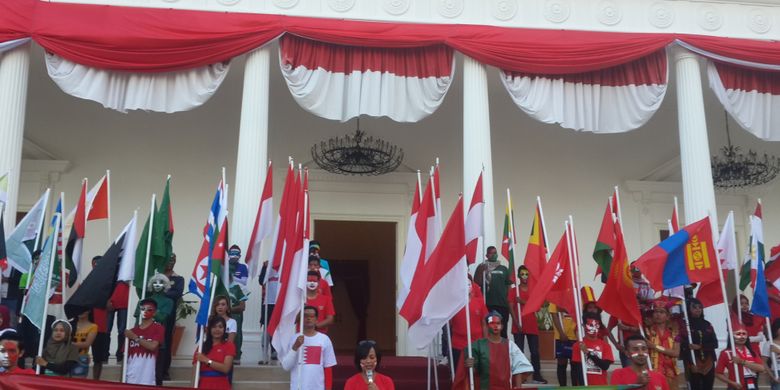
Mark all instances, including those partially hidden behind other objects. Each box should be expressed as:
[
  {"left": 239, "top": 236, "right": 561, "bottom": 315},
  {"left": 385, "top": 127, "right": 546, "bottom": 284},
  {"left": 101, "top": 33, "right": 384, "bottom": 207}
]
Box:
[{"left": 333, "top": 355, "right": 452, "bottom": 390}]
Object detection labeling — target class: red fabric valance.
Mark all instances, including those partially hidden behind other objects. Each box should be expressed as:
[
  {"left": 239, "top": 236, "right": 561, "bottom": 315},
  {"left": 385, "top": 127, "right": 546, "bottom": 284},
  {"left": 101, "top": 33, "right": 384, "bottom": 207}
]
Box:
[{"left": 4, "top": 1, "right": 780, "bottom": 76}]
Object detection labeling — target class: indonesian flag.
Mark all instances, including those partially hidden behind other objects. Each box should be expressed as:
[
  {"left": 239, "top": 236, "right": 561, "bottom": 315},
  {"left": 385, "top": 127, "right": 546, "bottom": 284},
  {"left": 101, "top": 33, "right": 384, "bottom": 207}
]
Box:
[
  {"left": 522, "top": 230, "right": 575, "bottom": 316},
  {"left": 522, "top": 202, "right": 547, "bottom": 289},
  {"left": 246, "top": 162, "right": 273, "bottom": 279},
  {"left": 86, "top": 173, "right": 109, "bottom": 221},
  {"left": 279, "top": 34, "right": 455, "bottom": 123},
  {"left": 270, "top": 178, "right": 309, "bottom": 360},
  {"left": 708, "top": 60, "right": 780, "bottom": 141},
  {"left": 270, "top": 163, "right": 296, "bottom": 272},
  {"left": 740, "top": 203, "right": 764, "bottom": 290},
  {"left": 400, "top": 196, "right": 467, "bottom": 351},
  {"left": 64, "top": 179, "right": 87, "bottom": 286},
  {"left": 501, "top": 50, "right": 668, "bottom": 133},
  {"left": 397, "top": 179, "right": 435, "bottom": 309},
  {"left": 464, "top": 173, "right": 483, "bottom": 264}
]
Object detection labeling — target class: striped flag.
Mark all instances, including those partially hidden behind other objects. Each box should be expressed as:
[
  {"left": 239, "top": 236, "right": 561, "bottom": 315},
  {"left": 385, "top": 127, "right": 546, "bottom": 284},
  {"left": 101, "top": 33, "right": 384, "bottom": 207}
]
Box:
[
  {"left": 246, "top": 162, "right": 273, "bottom": 280},
  {"left": 464, "top": 172, "right": 483, "bottom": 264},
  {"left": 64, "top": 180, "right": 87, "bottom": 287}
]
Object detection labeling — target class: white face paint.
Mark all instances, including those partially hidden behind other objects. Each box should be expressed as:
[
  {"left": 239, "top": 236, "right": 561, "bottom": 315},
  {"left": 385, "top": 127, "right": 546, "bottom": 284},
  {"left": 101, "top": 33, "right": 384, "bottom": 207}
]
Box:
[
  {"left": 152, "top": 280, "right": 165, "bottom": 292},
  {"left": 307, "top": 282, "right": 319, "bottom": 291},
  {"left": 585, "top": 319, "right": 600, "bottom": 336},
  {"left": 0, "top": 348, "right": 9, "bottom": 368}
]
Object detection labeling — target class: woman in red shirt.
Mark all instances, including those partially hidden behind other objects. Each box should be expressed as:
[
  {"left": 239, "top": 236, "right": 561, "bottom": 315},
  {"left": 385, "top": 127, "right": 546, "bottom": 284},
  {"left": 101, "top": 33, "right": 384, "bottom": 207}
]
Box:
[
  {"left": 194, "top": 316, "right": 236, "bottom": 390},
  {"left": 730, "top": 295, "right": 765, "bottom": 353},
  {"left": 344, "top": 340, "right": 395, "bottom": 390},
  {"left": 715, "top": 324, "right": 766, "bottom": 390}
]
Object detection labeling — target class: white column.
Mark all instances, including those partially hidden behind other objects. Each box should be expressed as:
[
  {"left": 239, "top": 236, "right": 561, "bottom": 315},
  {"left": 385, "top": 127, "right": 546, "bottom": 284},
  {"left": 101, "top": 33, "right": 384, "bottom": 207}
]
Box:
[
  {"left": 463, "top": 56, "right": 496, "bottom": 249},
  {"left": 231, "top": 46, "right": 271, "bottom": 358},
  {"left": 0, "top": 43, "right": 31, "bottom": 232},
  {"left": 673, "top": 46, "right": 718, "bottom": 229}
]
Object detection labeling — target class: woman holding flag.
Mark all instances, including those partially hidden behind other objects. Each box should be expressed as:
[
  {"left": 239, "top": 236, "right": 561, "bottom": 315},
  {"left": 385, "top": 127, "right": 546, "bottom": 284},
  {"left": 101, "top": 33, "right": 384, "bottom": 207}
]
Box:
[{"left": 715, "top": 324, "right": 766, "bottom": 390}]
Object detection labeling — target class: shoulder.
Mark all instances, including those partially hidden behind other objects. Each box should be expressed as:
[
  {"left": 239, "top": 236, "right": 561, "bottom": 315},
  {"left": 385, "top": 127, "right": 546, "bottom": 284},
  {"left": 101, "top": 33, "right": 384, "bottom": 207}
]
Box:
[
  {"left": 223, "top": 341, "right": 237, "bottom": 354},
  {"left": 344, "top": 374, "right": 363, "bottom": 388}
]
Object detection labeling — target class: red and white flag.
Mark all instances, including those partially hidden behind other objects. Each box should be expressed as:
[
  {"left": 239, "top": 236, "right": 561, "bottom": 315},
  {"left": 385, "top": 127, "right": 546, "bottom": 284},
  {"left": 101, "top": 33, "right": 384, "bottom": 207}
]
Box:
[
  {"left": 397, "top": 180, "right": 432, "bottom": 309},
  {"left": 501, "top": 50, "right": 668, "bottom": 133},
  {"left": 86, "top": 173, "right": 109, "bottom": 221},
  {"left": 269, "top": 176, "right": 308, "bottom": 360},
  {"left": 426, "top": 173, "right": 440, "bottom": 261},
  {"left": 270, "top": 162, "right": 296, "bottom": 272},
  {"left": 464, "top": 172, "right": 484, "bottom": 264},
  {"left": 279, "top": 35, "right": 454, "bottom": 123},
  {"left": 246, "top": 162, "right": 273, "bottom": 279},
  {"left": 400, "top": 196, "right": 468, "bottom": 350}
]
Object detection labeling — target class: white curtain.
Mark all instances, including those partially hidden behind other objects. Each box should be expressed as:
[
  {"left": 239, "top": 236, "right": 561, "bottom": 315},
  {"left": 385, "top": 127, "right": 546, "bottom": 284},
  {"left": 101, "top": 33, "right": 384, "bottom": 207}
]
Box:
[
  {"left": 500, "top": 50, "right": 668, "bottom": 133},
  {"left": 708, "top": 60, "right": 780, "bottom": 141},
  {"left": 0, "top": 38, "right": 30, "bottom": 55},
  {"left": 45, "top": 53, "right": 230, "bottom": 113}
]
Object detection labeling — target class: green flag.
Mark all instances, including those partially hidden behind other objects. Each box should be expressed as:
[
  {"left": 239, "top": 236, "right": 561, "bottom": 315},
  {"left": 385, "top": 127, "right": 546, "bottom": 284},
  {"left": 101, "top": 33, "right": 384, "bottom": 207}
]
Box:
[
  {"left": 21, "top": 218, "right": 58, "bottom": 330},
  {"left": 133, "top": 203, "right": 167, "bottom": 296},
  {"left": 153, "top": 179, "right": 174, "bottom": 270}
]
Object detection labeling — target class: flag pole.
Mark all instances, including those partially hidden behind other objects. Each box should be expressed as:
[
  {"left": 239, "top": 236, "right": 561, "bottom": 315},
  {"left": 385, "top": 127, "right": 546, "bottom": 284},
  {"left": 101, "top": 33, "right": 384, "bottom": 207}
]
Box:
[
  {"left": 565, "top": 218, "right": 588, "bottom": 386},
  {"left": 107, "top": 170, "right": 112, "bottom": 241},
  {"left": 194, "top": 276, "right": 216, "bottom": 388},
  {"left": 121, "top": 209, "right": 138, "bottom": 383},
  {"left": 428, "top": 168, "right": 446, "bottom": 366},
  {"left": 35, "top": 213, "right": 60, "bottom": 375},
  {"left": 140, "top": 194, "right": 156, "bottom": 303},
  {"left": 613, "top": 186, "right": 623, "bottom": 225},
  {"left": 716, "top": 211, "right": 741, "bottom": 387},
  {"left": 19, "top": 189, "right": 51, "bottom": 323},
  {"left": 463, "top": 255, "right": 475, "bottom": 390},
  {"left": 506, "top": 189, "right": 521, "bottom": 331},
  {"left": 667, "top": 217, "right": 696, "bottom": 366},
  {"left": 59, "top": 192, "right": 68, "bottom": 316},
  {"left": 757, "top": 199, "right": 778, "bottom": 377},
  {"left": 297, "top": 188, "right": 309, "bottom": 390}
]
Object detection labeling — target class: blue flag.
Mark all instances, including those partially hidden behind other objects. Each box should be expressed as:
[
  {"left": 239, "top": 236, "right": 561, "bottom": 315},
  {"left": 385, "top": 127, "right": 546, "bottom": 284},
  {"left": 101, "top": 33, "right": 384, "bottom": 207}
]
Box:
[
  {"left": 21, "top": 217, "right": 58, "bottom": 330},
  {"left": 752, "top": 256, "right": 771, "bottom": 318}
]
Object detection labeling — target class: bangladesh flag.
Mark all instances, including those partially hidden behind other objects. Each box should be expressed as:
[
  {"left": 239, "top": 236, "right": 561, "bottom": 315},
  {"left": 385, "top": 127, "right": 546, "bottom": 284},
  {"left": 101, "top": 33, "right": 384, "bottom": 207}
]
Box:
[
  {"left": 593, "top": 199, "right": 616, "bottom": 283},
  {"left": 134, "top": 202, "right": 167, "bottom": 296}
]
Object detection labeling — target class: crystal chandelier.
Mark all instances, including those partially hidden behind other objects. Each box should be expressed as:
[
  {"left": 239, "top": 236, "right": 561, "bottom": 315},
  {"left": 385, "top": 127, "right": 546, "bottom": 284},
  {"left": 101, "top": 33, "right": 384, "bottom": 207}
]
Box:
[
  {"left": 711, "top": 113, "right": 780, "bottom": 189},
  {"left": 311, "top": 118, "right": 404, "bottom": 176}
]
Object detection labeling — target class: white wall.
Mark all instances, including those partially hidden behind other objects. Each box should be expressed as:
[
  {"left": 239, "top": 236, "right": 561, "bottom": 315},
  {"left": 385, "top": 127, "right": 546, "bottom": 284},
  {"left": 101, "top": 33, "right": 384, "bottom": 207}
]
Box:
[{"left": 17, "top": 46, "right": 780, "bottom": 357}]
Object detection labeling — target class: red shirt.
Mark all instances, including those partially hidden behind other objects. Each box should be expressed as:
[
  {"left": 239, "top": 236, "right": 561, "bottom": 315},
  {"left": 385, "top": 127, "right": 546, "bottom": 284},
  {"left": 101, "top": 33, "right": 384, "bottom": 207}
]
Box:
[
  {"left": 450, "top": 296, "right": 488, "bottom": 350},
  {"left": 343, "top": 372, "right": 395, "bottom": 390},
  {"left": 93, "top": 307, "right": 108, "bottom": 333},
  {"left": 109, "top": 282, "right": 130, "bottom": 310},
  {"left": 610, "top": 367, "right": 670, "bottom": 389},
  {"left": 768, "top": 286, "right": 780, "bottom": 322},
  {"left": 198, "top": 341, "right": 236, "bottom": 390},
  {"left": 2, "top": 367, "right": 36, "bottom": 375},
  {"left": 319, "top": 279, "right": 331, "bottom": 297},
  {"left": 572, "top": 337, "right": 614, "bottom": 385},
  {"left": 307, "top": 293, "right": 335, "bottom": 334},
  {"left": 128, "top": 322, "right": 164, "bottom": 358},
  {"left": 715, "top": 346, "right": 763, "bottom": 390},
  {"left": 508, "top": 286, "right": 538, "bottom": 335},
  {"left": 607, "top": 315, "right": 639, "bottom": 341}
]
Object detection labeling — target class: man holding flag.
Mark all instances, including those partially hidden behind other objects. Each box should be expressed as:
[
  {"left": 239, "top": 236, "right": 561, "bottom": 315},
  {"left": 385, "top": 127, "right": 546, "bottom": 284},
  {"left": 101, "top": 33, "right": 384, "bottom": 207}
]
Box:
[{"left": 474, "top": 246, "right": 511, "bottom": 338}]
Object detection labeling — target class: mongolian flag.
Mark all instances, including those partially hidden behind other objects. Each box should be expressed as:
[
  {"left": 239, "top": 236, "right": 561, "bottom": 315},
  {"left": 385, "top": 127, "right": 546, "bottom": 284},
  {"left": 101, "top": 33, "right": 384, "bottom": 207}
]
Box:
[{"left": 633, "top": 216, "right": 719, "bottom": 292}]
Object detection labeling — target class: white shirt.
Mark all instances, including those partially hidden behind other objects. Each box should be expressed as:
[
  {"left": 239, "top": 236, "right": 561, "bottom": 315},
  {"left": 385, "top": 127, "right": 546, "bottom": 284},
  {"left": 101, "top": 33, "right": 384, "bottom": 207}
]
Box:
[
  {"left": 281, "top": 332, "right": 337, "bottom": 390},
  {"left": 509, "top": 339, "right": 534, "bottom": 375},
  {"left": 226, "top": 317, "right": 237, "bottom": 334}
]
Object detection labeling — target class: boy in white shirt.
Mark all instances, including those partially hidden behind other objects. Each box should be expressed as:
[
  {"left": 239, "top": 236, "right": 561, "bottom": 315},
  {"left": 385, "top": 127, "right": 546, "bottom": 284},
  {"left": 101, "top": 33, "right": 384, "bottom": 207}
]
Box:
[{"left": 281, "top": 305, "right": 337, "bottom": 390}]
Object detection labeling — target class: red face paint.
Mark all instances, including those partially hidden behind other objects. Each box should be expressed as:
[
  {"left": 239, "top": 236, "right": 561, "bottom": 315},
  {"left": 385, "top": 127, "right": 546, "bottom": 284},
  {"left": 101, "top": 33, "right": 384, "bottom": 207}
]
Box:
[
  {"left": 487, "top": 318, "right": 501, "bottom": 335},
  {"left": 140, "top": 305, "right": 157, "bottom": 320},
  {"left": 0, "top": 340, "right": 20, "bottom": 368}
]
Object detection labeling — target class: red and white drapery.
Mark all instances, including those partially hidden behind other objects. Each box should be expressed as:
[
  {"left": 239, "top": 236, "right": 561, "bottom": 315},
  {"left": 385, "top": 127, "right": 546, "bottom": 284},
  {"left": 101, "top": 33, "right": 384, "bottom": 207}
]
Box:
[{"left": 4, "top": 0, "right": 780, "bottom": 138}]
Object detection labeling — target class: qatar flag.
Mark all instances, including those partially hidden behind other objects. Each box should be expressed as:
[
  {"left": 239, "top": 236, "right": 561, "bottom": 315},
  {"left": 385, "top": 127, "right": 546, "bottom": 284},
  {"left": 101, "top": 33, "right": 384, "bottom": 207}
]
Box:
[
  {"left": 279, "top": 34, "right": 455, "bottom": 123},
  {"left": 501, "top": 49, "right": 668, "bottom": 133}
]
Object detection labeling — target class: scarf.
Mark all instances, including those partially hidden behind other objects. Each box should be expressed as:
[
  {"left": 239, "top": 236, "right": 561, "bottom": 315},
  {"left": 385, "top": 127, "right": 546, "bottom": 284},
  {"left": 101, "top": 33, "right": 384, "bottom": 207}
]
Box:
[{"left": 43, "top": 321, "right": 79, "bottom": 366}]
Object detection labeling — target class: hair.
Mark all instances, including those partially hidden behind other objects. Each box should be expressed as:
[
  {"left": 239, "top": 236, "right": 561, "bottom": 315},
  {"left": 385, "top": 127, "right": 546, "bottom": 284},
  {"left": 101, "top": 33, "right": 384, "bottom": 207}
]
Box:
[
  {"left": 308, "top": 255, "right": 320, "bottom": 265},
  {"left": 354, "top": 340, "right": 381, "bottom": 372},
  {"left": 146, "top": 272, "right": 172, "bottom": 293},
  {"left": 139, "top": 298, "right": 158, "bottom": 309},
  {"left": 203, "top": 316, "right": 227, "bottom": 354},
  {"left": 485, "top": 310, "right": 503, "bottom": 323},
  {"left": 307, "top": 270, "right": 321, "bottom": 280},
  {"left": 92, "top": 255, "right": 102, "bottom": 262},
  {"left": 517, "top": 265, "right": 528, "bottom": 276},
  {"left": 0, "top": 330, "right": 23, "bottom": 353},
  {"left": 211, "top": 295, "right": 232, "bottom": 318},
  {"left": 486, "top": 246, "right": 497, "bottom": 253},
  {"left": 229, "top": 244, "right": 241, "bottom": 252},
  {"left": 304, "top": 305, "right": 319, "bottom": 318},
  {"left": 624, "top": 334, "right": 646, "bottom": 350},
  {"left": 582, "top": 311, "right": 601, "bottom": 323},
  {"left": 687, "top": 297, "right": 705, "bottom": 319},
  {"left": 309, "top": 240, "right": 321, "bottom": 248}
]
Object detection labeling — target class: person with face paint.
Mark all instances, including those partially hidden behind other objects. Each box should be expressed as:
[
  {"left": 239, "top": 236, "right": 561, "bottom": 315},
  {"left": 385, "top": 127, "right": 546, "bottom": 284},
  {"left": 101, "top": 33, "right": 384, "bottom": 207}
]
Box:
[
  {"left": 571, "top": 312, "right": 614, "bottom": 385},
  {"left": 124, "top": 298, "right": 164, "bottom": 385},
  {"left": 0, "top": 331, "right": 34, "bottom": 374},
  {"left": 282, "top": 305, "right": 337, "bottom": 390},
  {"left": 450, "top": 277, "right": 488, "bottom": 369},
  {"left": 715, "top": 324, "right": 766, "bottom": 390},
  {"left": 194, "top": 316, "right": 235, "bottom": 390},
  {"left": 135, "top": 273, "right": 174, "bottom": 325},
  {"left": 453, "top": 311, "right": 533, "bottom": 389},
  {"left": 344, "top": 340, "right": 395, "bottom": 390},
  {"left": 306, "top": 271, "right": 335, "bottom": 334},
  {"left": 610, "top": 335, "right": 670, "bottom": 389},
  {"left": 730, "top": 295, "right": 766, "bottom": 353},
  {"left": 507, "top": 265, "right": 546, "bottom": 384},
  {"left": 36, "top": 320, "right": 79, "bottom": 376},
  {"left": 308, "top": 255, "right": 332, "bottom": 298},
  {"left": 473, "top": 246, "right": 512, "bottom": 338},
  {"left": 681, "top": 298, "right": 718, "bottom": 390},
  {"left": 309, "top": 241, "right": 334, "bottom": 289},
  {"left": 646, "top": 298, "right": 682, "bottom": 389}
]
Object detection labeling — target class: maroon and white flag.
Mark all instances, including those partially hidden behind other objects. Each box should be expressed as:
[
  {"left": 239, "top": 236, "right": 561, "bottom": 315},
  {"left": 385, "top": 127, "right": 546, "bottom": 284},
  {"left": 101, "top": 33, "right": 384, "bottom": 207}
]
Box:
[
  {"left": 500, "top": 50, "right": 668, "bottom": 133},
  {"left": 400, "top": 196, "right": 468, "bottom": 350},
  {"left": 279, "top": 34, "right": 455, "bottom": 123},
  {"left": 708, "top": 60, "right": 780, "bottom": 141},
  {"left": 464, "top": 172, "right": 484, "bottom": 264},
  {"left": 246, "top": 162, "right": 274, "bottom": 279}
]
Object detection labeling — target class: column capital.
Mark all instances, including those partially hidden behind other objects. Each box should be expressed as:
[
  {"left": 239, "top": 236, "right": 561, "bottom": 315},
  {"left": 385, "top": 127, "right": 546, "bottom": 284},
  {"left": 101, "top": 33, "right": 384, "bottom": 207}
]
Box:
[{"left": 671, "top": 45, "right": 699, "bottom": 64}]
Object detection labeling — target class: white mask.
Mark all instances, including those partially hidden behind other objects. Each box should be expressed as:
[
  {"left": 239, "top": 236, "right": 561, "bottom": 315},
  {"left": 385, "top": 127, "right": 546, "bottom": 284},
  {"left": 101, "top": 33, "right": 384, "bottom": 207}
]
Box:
[
  {"left": 307, "top": 281, "right": 319, "bottom": 291},
  {"left": 152, "top": 280, "right": 165, "bottom": 292}
]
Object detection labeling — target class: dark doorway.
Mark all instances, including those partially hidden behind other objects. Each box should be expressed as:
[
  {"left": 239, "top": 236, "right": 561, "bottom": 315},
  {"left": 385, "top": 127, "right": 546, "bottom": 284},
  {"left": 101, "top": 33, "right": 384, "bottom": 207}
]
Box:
[{"left": 313, "top": 220, "right": 396, "bottom": 355}]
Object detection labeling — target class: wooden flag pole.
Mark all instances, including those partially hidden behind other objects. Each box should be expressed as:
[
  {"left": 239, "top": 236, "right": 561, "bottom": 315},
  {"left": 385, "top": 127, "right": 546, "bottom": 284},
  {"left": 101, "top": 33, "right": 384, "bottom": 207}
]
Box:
[
  {"left": 565, "top": 218, "right": 588, "bottom": 387},
  {"left": 35, "top": 213, "right": 60, "bottom": 375},
  {"left": 296, "top": 190, "right": 309, "bottom": 390}
]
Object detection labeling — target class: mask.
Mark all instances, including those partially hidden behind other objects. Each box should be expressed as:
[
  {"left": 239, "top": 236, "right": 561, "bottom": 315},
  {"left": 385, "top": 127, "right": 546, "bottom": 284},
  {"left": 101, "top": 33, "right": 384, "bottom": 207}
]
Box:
[
  {"left": 307, "top": 282, "right": 319, "bottom": 291},
  {"left": 585, "top": 319, "right": 600, "bottom": 335},
  {"left": 519, "top": 272, "right": 529, "bottom": 280},
  {"left": 0, "top": 341, "right": 19, "bottom": 368},
  {"left": 140, "top": 305, "right": 156, "bottom": 320},
  {"left": 487, "top": 319, "right": 501, "bottom": 335},
  {"left": 229, "top": 256, "right": 239, "bottom": 265},
  {"left": 152, "top": 280, "right": 165, "bottom": 292}
]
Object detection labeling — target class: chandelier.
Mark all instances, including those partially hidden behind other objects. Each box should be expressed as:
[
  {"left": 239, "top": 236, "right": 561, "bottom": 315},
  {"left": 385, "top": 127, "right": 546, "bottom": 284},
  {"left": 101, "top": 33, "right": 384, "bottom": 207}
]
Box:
[
  {"left": 311, "top": 118, "right": 404, "bottom": 176},
  {"left": 711, "top": 113, "right": 780, "bottom": 189}
]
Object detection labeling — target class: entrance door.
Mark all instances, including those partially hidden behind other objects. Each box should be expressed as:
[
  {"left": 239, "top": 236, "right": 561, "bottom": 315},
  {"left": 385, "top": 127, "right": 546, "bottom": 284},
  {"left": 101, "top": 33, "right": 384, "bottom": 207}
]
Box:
[{"left": 313, "top": 220, "right": 396, "bottom": 355}]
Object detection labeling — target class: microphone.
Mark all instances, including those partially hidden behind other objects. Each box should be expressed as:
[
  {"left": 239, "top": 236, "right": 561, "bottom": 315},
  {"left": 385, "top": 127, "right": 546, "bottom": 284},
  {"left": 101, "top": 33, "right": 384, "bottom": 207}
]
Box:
[{"left": 366, "top": 369, "right": 374, "bottom": 384}]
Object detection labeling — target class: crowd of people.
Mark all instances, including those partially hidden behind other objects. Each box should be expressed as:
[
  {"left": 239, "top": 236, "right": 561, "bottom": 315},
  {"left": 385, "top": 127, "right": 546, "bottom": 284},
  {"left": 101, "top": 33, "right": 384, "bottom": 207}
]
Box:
[{"left": 2, "top": 240, "right": 780, "bottom": 390}]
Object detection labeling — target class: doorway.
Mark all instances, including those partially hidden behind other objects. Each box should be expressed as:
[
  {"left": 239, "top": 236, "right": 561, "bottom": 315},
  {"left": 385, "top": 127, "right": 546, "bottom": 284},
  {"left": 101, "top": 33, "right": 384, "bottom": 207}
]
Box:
[{"left": 313, "top": 220, "right": 396, "bottom": 355}]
